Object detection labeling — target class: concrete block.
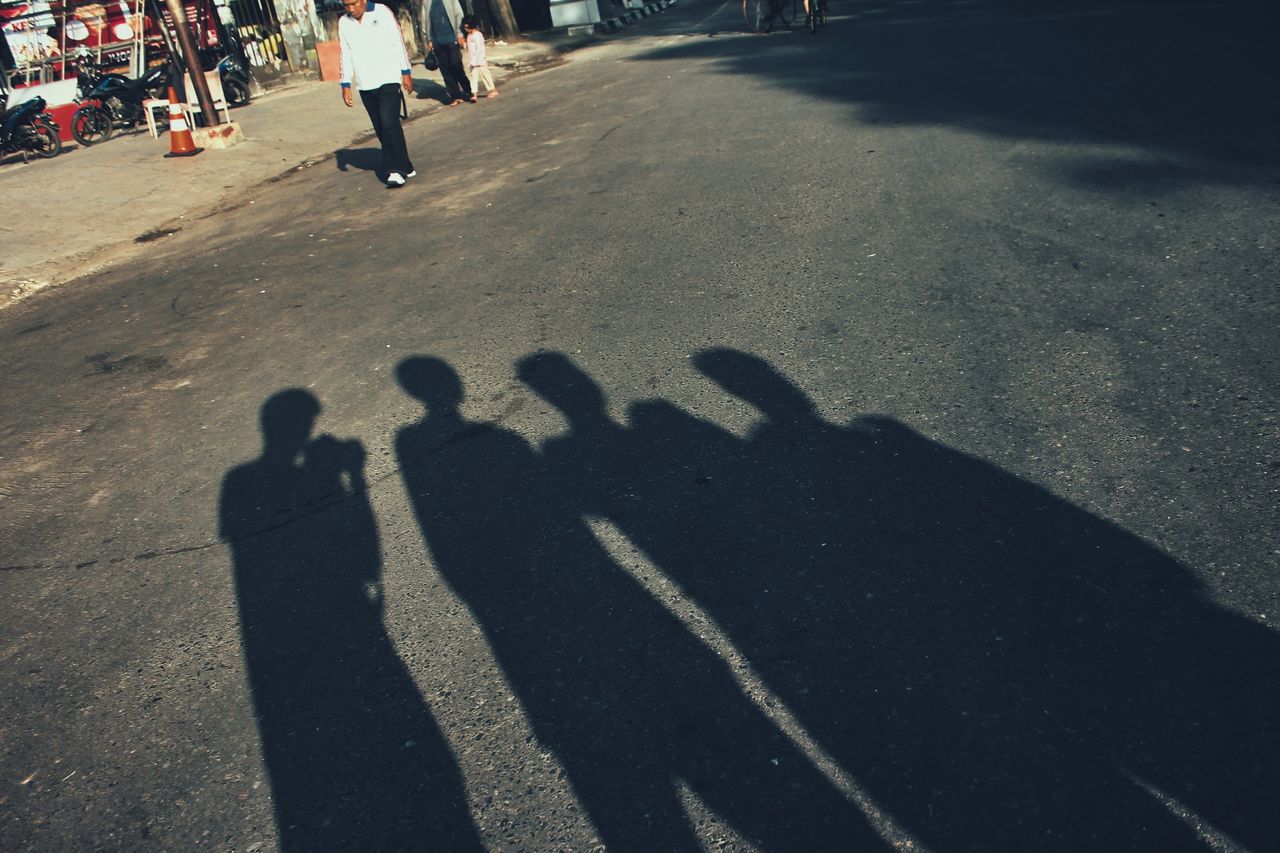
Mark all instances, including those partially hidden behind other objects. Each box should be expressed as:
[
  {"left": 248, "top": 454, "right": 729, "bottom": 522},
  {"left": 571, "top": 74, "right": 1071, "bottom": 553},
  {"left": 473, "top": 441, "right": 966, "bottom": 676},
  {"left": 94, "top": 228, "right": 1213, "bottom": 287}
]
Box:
[{"left": 193, "top": 122, "right": 246, "bottom": 149}]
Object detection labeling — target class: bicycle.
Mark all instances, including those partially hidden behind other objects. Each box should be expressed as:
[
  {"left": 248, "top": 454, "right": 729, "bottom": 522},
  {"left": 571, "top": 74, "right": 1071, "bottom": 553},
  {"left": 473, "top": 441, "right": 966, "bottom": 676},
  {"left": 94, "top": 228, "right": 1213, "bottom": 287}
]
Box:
[
  {"left": 805, "top": 0, "right": 827, "bottom": 34},
  {"left": 743, "top": 0, "right": 794, "bottom": 33}
]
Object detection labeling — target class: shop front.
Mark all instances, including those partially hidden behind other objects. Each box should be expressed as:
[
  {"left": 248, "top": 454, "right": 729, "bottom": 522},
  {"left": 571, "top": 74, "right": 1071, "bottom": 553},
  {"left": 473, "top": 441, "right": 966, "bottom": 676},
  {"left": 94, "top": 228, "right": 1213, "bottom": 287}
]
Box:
[{"left": 0, "top": 0, "right": 323, "bottom": 141}]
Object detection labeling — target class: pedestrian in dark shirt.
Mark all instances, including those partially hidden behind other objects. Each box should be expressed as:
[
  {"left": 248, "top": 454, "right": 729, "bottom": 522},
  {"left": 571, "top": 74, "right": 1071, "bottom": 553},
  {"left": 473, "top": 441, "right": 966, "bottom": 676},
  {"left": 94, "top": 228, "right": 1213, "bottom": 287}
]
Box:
[{"left": 425, "top": 0, "right": 475, "bottom": 104}]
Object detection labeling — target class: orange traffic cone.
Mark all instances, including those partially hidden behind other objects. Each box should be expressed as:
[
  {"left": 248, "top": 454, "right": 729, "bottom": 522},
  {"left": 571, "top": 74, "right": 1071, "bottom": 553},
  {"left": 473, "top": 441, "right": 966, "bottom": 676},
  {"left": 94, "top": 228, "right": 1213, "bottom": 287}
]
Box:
[{"left": 163, "top": 86, "right": 202, "bottom": 158}]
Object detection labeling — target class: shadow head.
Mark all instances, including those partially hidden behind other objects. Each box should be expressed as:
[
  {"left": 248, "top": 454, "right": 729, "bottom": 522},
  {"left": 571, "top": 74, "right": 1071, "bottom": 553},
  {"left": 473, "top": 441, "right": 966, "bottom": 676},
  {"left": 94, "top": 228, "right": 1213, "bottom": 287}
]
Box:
[
  {"left": 694, "top": 348, "right": 816, "bottom": 422},
  {"left": 260, "top": 388, "right": 321, "bottom": 454},
  {"left": 516, "top": 351, "right": 607, "bottom": 417},
  {"left": 397, "top": 356, "right": 464, "bottom": 410}
]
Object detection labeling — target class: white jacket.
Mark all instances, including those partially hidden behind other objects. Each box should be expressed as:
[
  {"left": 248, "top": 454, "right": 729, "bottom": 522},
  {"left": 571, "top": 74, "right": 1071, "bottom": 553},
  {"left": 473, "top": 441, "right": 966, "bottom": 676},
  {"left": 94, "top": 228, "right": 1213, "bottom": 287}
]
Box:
[{"left": 339, "top": 2, "right": 411, "bottom": 91}]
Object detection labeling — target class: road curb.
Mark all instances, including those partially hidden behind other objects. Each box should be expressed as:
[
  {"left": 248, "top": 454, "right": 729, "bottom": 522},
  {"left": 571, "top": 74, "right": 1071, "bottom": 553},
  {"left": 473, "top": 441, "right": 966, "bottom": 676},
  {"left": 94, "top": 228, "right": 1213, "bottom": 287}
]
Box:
[{"left": 596, "top": 0, "right": 676, "bottom": 34}]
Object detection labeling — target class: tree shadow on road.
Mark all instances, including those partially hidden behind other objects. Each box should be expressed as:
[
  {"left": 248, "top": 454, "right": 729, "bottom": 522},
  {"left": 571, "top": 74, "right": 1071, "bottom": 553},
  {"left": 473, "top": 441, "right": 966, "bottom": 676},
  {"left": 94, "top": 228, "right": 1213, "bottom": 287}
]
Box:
[
  {"left": 635, "top": 0, "right": 1280, "bottom": 186},
  {"left": 513, "top": 348, "right": 1280, "bottom": 852},
  {"left": 219, "top": 389, "right": 482, "bottom": 852}
]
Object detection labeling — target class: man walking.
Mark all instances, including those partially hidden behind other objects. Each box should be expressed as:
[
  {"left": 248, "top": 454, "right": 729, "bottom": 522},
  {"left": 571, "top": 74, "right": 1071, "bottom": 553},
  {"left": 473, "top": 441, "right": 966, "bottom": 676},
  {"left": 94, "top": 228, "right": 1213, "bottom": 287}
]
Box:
[
  {"left": 425, "top": 0, "right": 474, "bottom": 105},
  {"left": 339, "top": 0, "right": 416, "bottom": 188}
]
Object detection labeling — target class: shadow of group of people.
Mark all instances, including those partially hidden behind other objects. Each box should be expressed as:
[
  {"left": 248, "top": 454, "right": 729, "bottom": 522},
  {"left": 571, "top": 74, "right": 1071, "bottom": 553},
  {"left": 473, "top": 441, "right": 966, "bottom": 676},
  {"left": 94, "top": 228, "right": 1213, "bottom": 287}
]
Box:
[{"left": 220, "top": 349, "right": 1278, "bottom": 851}]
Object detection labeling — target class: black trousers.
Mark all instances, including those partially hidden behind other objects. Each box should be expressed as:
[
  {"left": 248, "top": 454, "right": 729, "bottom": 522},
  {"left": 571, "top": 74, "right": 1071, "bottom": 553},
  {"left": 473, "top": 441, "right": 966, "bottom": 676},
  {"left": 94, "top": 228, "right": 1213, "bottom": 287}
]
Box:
[
  {"left": 359, "top": 83, "right": 414, "bottom": 176},
  {"left": 435, "top": 43, "right": 472, "bottom": 102}
]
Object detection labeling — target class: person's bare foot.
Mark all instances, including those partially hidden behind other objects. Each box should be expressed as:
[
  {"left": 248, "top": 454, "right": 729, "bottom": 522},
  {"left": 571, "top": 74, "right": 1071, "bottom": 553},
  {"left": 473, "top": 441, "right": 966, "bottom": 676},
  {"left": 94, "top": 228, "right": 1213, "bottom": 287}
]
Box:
[
  {"left": 486, "top": 91, "right": 498, "bottom": 98},
  {"left": 449, "top": 98, "right": 463, "bottom": 106}
]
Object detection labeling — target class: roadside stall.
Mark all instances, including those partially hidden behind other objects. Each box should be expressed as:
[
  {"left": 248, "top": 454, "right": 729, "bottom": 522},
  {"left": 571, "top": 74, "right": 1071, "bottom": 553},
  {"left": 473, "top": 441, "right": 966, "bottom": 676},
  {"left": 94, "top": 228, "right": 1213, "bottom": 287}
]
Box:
[{"left": 0, "top": 0, "right": 281, "bottom": 143}]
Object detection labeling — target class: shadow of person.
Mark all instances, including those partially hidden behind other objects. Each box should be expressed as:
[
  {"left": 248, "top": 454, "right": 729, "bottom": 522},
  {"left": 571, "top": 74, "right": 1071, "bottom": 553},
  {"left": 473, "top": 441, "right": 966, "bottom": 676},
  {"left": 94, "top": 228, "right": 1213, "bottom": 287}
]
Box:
[
  {"left": 672, "top": 348, "right": 1279, "bottom": 852},
  {"left": 396, "top": 355, "right": 887, "bottom": 852},
  {"left": 514, "top": 350, "right": 755, "bottom": 627},
  {"left": 521, "top": 347, "right": 1279, "bottom": 850},
  {"left": 334, "top": 147, "right": 384, "bottom": 174},
  {"left": 219, "top": 388, "right": 482, "bottom": 852},
  {"left": 409, "top": 78, "right": 450, "bottom": 103}
]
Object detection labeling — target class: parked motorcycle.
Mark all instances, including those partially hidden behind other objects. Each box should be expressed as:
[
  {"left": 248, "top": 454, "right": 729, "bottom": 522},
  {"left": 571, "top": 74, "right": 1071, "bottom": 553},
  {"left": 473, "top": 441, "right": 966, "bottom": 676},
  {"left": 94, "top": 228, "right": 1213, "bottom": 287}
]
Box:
[
  {"left": 0, "top": 92, "right": 61, "bottom": 162},
  {"left": 70, "top": 53, "right": 169, "bottom": 146},
  {"left": 212, "top": 54, "right": 253, "bottom": 108}
]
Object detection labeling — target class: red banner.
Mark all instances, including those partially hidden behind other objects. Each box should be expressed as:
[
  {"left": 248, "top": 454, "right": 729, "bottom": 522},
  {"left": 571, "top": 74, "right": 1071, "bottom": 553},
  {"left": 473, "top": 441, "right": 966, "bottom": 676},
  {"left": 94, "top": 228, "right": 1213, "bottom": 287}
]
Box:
[{"left": 2, "top": 0, "right": 218, "bottom": 82}]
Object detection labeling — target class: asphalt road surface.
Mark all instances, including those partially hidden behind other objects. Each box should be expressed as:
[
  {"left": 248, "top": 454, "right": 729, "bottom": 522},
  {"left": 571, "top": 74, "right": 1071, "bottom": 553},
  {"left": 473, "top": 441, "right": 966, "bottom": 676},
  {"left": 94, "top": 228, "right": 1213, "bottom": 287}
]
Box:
[{"left": 2, "top": 0, "right": 1278, "bottom": 850}]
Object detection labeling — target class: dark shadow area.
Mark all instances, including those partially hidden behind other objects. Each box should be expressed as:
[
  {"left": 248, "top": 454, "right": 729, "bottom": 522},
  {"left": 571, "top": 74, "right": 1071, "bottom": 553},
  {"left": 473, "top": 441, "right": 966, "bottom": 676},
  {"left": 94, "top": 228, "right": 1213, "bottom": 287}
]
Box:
[
  {"left": 411, "top": 77, "right": 453, "bottom": 104},
  {"left": 637, "top": 0, "right": 1280, "bottom": 182},
  {"left": 395, "top": 356, "right": 887, "bottom": 852},
  {"left": 219, "top": 389, "right": 482, "bottom": 852},
  {"left": 513, "top": 349, "right": 1279, "bottom": 851},
  {"left": 334, "top": 147, "right": 383, "bottom": 173}
]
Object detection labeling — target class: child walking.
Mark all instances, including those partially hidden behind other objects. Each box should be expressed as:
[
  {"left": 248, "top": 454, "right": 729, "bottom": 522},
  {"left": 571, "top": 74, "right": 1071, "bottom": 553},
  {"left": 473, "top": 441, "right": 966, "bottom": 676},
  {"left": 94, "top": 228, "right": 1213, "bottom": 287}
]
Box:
[{"left": 461, "top": 16, "right": 499, "bottom": 98}]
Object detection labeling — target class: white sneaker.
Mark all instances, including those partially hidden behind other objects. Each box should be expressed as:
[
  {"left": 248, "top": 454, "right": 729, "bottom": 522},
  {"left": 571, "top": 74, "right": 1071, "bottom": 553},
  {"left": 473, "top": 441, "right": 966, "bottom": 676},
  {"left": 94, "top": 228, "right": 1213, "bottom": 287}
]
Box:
[
  {"left": 406, "top": 170, "right": 417, "bottom": 178},
  {"left": 386, "top": 172, "right": 406, "bottom": 188}
]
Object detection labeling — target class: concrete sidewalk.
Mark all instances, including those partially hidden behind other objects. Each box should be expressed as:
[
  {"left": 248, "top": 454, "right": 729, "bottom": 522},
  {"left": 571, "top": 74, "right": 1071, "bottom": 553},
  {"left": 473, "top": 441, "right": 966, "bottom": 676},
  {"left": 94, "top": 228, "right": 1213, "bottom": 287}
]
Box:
[{"left": 0, "top": 36, "right": 576, "bottom": 307}]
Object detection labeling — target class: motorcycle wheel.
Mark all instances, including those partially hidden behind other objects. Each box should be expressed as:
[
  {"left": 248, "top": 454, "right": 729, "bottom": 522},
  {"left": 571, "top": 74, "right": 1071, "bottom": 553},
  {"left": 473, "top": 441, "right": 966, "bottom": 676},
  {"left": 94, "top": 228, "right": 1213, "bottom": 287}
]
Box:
[
  {"left": 225, "top": 79, "right": 251, "bottom": 108},
  {"left": 32, "top": 120, "right": 62, "bottom": 159},
  {"left": 71, "top": 106, "right": 113, "bottom": 146}
]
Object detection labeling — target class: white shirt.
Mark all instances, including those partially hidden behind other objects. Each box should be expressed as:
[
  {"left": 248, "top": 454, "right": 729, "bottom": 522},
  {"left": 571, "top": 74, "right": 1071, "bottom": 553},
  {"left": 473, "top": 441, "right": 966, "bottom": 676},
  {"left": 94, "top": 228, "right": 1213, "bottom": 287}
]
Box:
[
  {"left": 466, "top": 30, "right": 487, "bottom": 68},
  {"left": 339, "top": 2, "right": 411, "bottom": 91}
]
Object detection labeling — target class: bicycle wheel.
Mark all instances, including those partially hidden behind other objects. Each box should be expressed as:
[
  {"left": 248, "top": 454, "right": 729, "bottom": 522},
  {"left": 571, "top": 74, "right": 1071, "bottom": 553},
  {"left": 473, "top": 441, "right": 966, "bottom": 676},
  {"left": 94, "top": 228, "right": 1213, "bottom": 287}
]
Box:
[{"left": 744, "top": 0, "right": 774, "bottom": 32}]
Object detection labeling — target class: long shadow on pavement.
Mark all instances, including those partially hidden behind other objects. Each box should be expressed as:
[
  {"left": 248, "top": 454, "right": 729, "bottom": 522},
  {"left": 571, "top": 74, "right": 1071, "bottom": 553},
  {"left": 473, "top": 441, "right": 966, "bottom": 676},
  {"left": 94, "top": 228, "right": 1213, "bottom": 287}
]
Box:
[
  {"left": 395, "top": 355, "right": 887, "bottom": 851},
  {"left": 335, "top": 147, "right": 383, "bottom": 174},
  {"left": 219, "top": 389, "right": 482, "bottom": 851},
  {"left": 219, "top": 353, "right": 1278, "bottom": 850},
  {"left": 515, "top": 348, "right": 1279, "bottom": 852}
]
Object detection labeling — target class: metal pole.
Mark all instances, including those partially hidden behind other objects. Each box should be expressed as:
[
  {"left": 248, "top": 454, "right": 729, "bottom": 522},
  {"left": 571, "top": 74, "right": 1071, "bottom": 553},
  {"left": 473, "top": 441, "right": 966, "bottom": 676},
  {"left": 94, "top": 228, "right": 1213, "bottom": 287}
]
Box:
[
  {"left": 59, "top": 1, "right": 67, "bottom": 81},
  {"left": 132, "top": 0, "right": 146, "bottom": 77},
  {"left": 163, "top": 0, "right": 219, "bottom": 125}
]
